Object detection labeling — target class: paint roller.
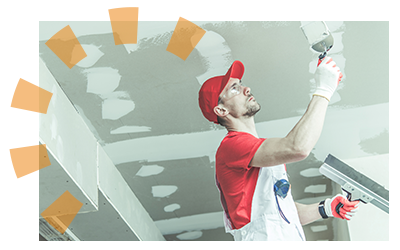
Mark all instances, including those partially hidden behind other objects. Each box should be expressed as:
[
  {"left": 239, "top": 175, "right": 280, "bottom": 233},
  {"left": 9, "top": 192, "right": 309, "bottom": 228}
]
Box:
[
  {"left": 300, "top": 21, "right": 334, "bottom": 63},
  {"left": 319, "top": 154, "right": 389, "bottom": 214}
]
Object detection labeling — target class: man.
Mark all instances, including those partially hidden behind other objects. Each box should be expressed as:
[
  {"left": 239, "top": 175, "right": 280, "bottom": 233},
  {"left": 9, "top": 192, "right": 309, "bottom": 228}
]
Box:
[{"left": 198, "top": 58, "right": 360, "bottom": 241}]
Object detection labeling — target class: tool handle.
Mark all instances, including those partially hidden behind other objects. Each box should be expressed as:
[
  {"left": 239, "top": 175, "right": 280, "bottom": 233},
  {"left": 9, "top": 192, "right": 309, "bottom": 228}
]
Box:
[
  {"left": 317, "top": 52, "right": 327, "bottom": 66},
  {"left": 346, "top": 192, "right": 352, "bottom": 201},
  {"left": 342, "top": 188, "right": 353, "bottom": 201}
]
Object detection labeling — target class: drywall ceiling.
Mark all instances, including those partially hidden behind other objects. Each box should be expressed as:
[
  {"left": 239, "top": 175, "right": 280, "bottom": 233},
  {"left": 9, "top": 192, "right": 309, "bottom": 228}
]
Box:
[{"left": 39, "top": 21, "right": 389, "bottom": 241}]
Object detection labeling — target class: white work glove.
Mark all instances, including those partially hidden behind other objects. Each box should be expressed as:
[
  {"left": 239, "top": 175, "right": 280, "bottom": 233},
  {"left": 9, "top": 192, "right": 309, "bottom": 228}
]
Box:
[
  {"left": 313, "top": 57, "right": 343, "bottom": 102},
  {"left": 324, "top": 194, "right": 360, "bottom": 220}
]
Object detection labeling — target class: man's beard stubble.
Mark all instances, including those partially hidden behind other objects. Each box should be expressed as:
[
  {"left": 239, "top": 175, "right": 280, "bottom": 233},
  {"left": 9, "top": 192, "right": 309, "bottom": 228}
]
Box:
[{"left": 243, "top": 101, "right": 261, "bottom": 118}]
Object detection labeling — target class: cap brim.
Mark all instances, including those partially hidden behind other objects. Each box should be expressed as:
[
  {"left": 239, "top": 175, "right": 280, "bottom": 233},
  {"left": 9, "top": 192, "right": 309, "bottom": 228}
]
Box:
[{"left": 222, "top": 61, "right": 245, "bottom": 89}]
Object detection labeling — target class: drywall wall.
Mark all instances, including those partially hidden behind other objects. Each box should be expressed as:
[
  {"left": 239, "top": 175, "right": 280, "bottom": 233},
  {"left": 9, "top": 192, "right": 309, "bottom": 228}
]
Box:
[
  {"left": 39, "top": 58, "right": 98, "bottom": 209},
  {"left": 98, "top": 144, "right": 165, "bottom": 241},
  {"left": 39, "top": 58, "right": 165, "bottom": 240}
]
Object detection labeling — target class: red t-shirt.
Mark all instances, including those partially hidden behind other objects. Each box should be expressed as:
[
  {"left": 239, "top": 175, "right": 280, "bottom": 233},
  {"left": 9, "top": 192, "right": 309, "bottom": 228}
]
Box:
[{"left": 215, "top": 131, "right": 266, "bottom": 229}]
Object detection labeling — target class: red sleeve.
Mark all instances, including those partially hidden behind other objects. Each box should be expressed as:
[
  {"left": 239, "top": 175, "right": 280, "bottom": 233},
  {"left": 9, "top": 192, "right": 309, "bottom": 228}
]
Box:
[{"left": 219, "top": 132, "right": 265, "bottom": 170}]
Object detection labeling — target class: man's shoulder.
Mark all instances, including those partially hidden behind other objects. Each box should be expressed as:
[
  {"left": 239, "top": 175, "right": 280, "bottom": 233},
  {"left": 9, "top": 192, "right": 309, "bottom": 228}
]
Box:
[
  {"left": 223, "top": 131, "right": 258, "bottom": 142},
  {"left": 217, "top": 131, "right": 263, "bottom": 155}
]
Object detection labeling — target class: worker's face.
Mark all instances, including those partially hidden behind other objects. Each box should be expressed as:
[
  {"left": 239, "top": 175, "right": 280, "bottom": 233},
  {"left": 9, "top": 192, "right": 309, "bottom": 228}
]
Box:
[{"left": 218, "top": 78, "right": 260, "bottom": 118}]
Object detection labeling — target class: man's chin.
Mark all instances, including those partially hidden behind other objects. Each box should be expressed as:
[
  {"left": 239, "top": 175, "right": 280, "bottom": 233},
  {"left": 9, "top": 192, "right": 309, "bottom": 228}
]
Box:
[{"left": 244, "top": 103, "right": 261, "bottom": 117}]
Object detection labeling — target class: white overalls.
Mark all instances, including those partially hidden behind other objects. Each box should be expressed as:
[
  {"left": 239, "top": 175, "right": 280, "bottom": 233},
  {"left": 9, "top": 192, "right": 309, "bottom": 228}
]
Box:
[{"left": 222, "top": 164, "right": 306, "bottom": 241}]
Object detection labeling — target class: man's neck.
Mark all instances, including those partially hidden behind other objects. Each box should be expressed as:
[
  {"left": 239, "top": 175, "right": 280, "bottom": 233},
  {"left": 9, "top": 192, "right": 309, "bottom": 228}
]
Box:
[{"left": 225, "top": 117, "right": 258, "bottom": 138}]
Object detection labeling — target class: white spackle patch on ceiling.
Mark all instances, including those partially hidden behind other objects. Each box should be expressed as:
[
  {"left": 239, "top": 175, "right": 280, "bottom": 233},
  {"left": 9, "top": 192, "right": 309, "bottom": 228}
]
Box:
[
  {"left": 123, "top": 44, "right": 138, "bottom": 54},
  {"left": 92, "top": 83, "right": 136, "bottom": 120},
  {"left": 299, "top": 168, "right": 322, "bottom": 177},
  {"left": 152, "top": 185, "right": 178, "bottom": 198},
  {"left": 136, "top": 165, "right": 164, "bottom": 177},
  {"left": 84, "top": 67, "right": 121, "bottom": 95},
  {"left": 176, "top": 231, "right": 203, "bottom": 240},
  {"left": 304, "top": 184, "right": 326, "bottom": 193},
  {"left": 75, "top": 44, "right": 104, "bottom": 68},
  {"left": 311, "top": 225, "right": 328, "bottom": 233},
  {"left": 164, "top": 203, "right": 181, "bottom": 213},
  {"left": 110, "top": 125, "right": 152, "bottom": 134},
  {"left": 102, "top": 99, "right": 135, "bottom": 120}
]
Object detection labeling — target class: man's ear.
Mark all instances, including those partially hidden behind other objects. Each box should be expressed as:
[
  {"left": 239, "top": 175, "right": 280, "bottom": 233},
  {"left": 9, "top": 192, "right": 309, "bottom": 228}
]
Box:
[{"left": 214, "top": 104, "right": 229, "bottom": 118}]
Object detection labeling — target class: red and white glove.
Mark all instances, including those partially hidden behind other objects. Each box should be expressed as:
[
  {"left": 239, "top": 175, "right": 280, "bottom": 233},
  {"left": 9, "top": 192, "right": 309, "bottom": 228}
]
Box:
[
  {"left": 324, "top": 194, "right": 360, "bottom": 220},
  {"left": 314, "top": 57, "right": 343, "bottom": 102}
]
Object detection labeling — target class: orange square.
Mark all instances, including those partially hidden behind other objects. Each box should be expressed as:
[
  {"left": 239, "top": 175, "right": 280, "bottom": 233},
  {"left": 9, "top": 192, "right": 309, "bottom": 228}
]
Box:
[
  {"left": 166, "top": 17, "right": 206, "bottom": 60},
  {"left": 111, "top": 21, "right": 138, "bottom": 45},
  {"left": 10, "top": 77, "right": 53, "bottom": 114},
  {"left": 45, "top": 25, "right": 87, "bottom": 69},
  {"left": 11, "top": 79, "right": 52, "bottom": 114},
  {"left": 41, "top": 191, "right": 83, "bottom": 234},
  {"left": 10, "top": 144, "right": 51, "bottom": 178},
  {"left": 108, "top": 7, "right": 139, "bottom": 21},
  {"left": 109, "top": 7, "right": 139, "bottom": 45}
]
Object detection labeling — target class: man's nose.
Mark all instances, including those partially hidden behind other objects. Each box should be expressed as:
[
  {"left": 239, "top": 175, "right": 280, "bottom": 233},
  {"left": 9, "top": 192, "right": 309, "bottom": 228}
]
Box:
[{"left": 244, "top": 86, "right": 251, "bottom": 95}]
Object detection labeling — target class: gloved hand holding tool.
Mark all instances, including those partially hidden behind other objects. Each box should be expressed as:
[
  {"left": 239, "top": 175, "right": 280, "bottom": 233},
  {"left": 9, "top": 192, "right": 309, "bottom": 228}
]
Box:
[
  {"left": 318, "top": 154, "right": 389, "bottom": 221},
  {"left": 313, "top": 56, "right": 343, "bottom": 102},
  {"left": 319, "top": 194, "right": 360, "bottom": 220},
  {"left": 300, "top": 22, "right": 341, "bottom": 102}
]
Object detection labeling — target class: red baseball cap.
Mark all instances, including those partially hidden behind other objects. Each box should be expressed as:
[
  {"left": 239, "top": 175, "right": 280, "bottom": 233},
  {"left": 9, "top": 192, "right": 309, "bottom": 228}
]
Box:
[{"left": 198, "top": 60, "right": 245, "bottom": 124}]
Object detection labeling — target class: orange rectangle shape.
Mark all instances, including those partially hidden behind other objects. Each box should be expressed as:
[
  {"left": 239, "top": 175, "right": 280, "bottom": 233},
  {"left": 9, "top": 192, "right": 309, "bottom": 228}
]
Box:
[
  {"left": 45, "top": 25, "right": 87, "bottom": 69},
  {"left": 11, "top": 79, "right": 53, "bottom": 114},
  {"left": 10, "top": 144, "right": 51, "bottom": 178},
  {"left": 108, "top": 7, "right": 139, "bottom": 21},
  {"left": 39, "top": 144, "right": 51, "bottom": 170},
  {"left": 111, "top": 21, "right": 138, "bottom": 45},
  {"left": 41, "top": 191, "right": 83, "bottom": 234},
  {"left": 166, "top": 17, "right": 206, "bottom": 60},
  {"left": 109, "top": 7, "right": 139, "bottom": 45}
]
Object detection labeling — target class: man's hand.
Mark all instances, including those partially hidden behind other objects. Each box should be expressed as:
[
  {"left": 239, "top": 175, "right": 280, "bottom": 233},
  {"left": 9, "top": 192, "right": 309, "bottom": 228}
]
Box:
[
  {"left": 324, "top": 194, "right": 360, "bottom": 220},
  {"left": 314, "top": 57, "right": 343, "bottom": 102}
]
